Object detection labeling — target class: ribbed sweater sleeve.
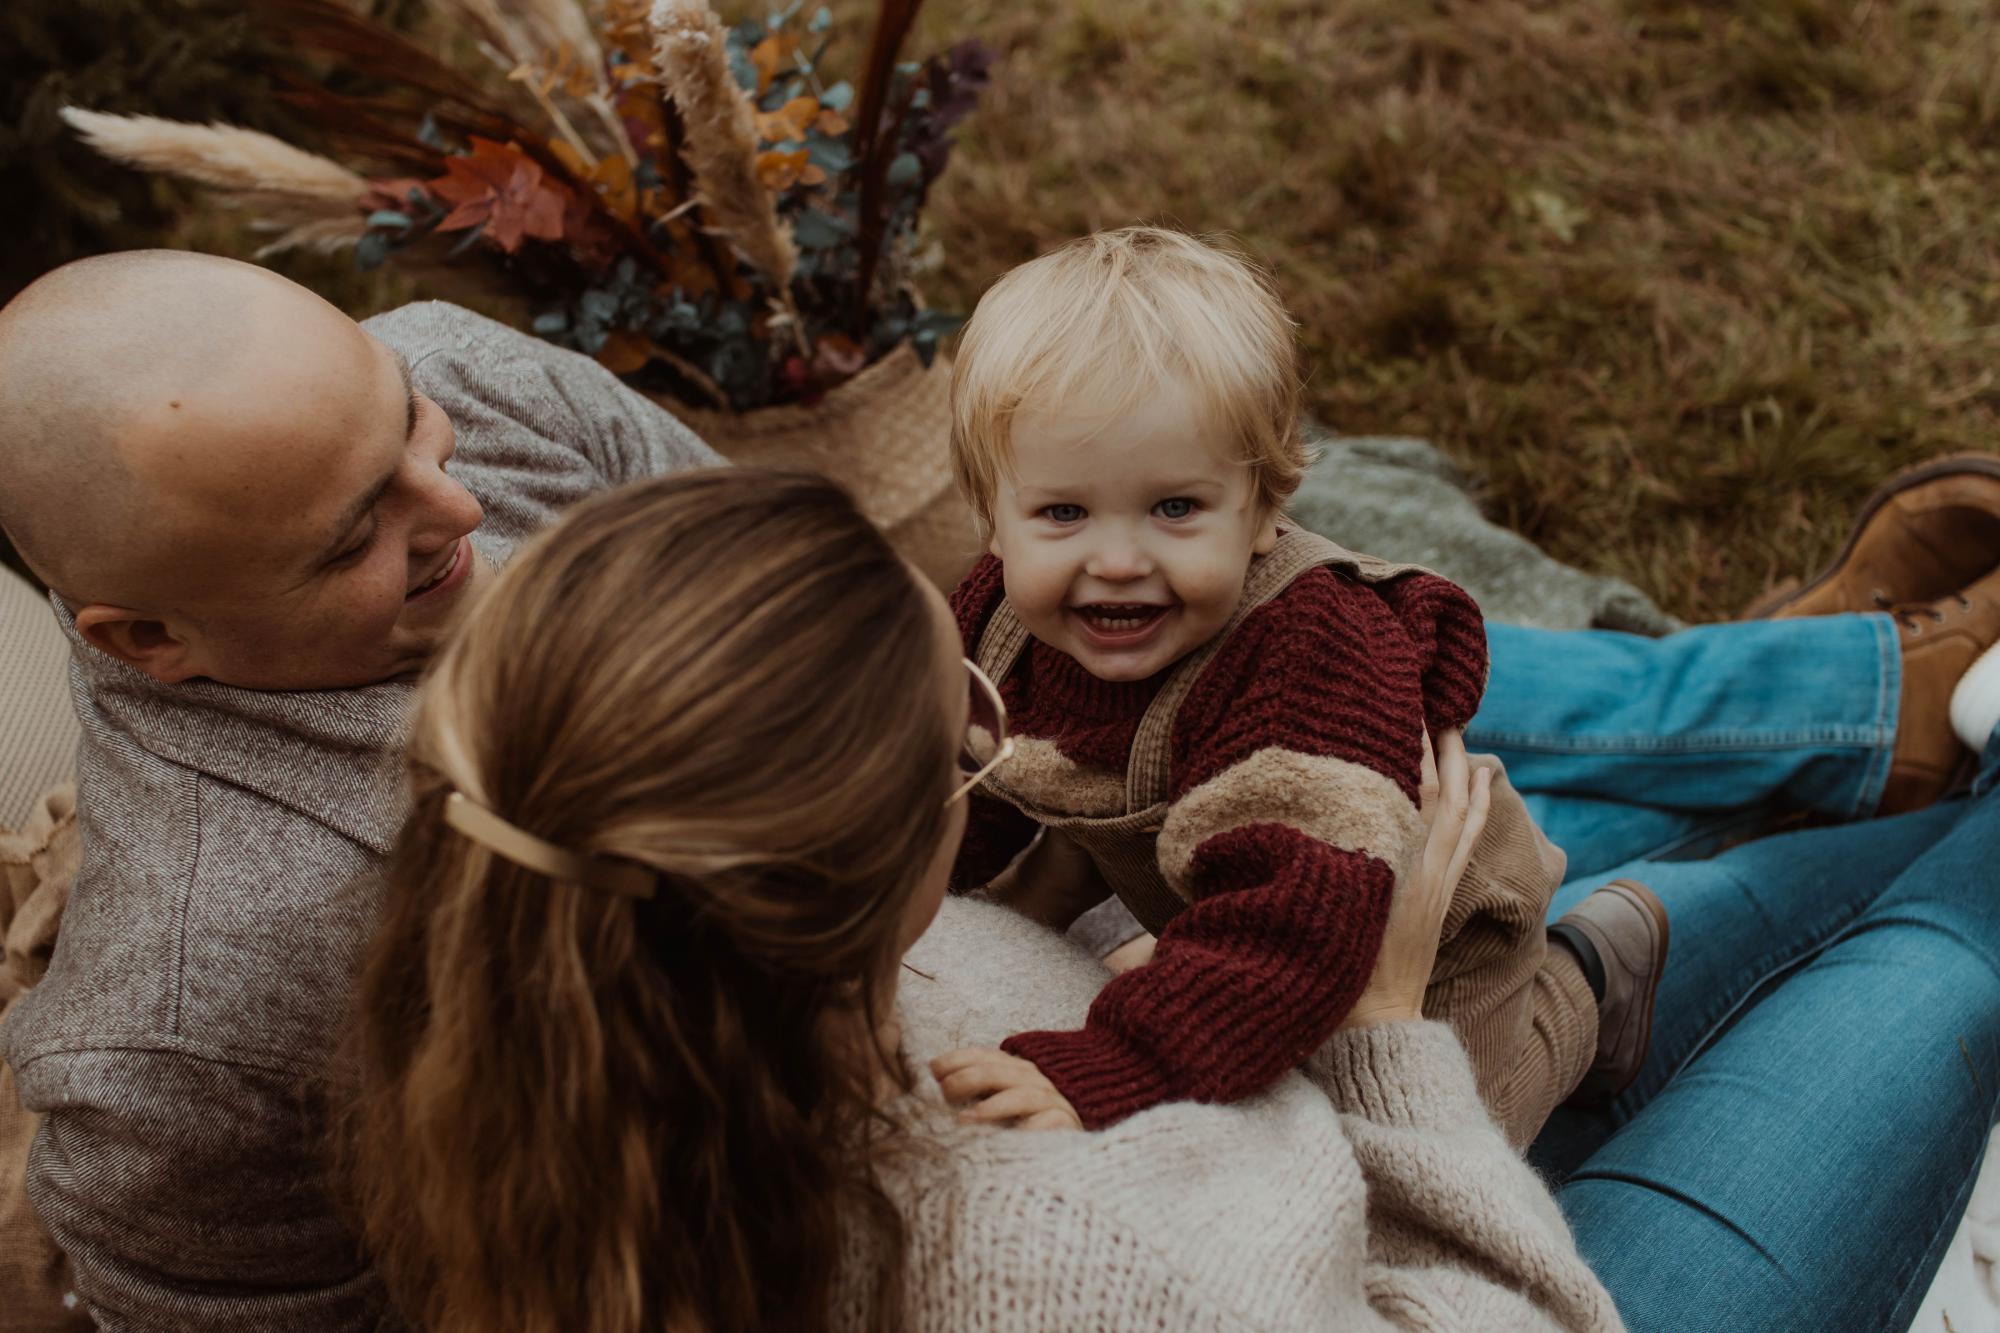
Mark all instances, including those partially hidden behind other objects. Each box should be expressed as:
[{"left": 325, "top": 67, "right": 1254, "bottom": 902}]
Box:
[
  {"left": 1373, "top": 571, "right": 1489, "bottom": 734},
  {"left": 946, "top": 556, "right": 1037, "bottom": 891},
  {"left": 1310, "top": 1023, "right": 1624, "bottom": 1330},
  {"left": 1002, "top": 569, "right": 1457, "bottom": 1127}
]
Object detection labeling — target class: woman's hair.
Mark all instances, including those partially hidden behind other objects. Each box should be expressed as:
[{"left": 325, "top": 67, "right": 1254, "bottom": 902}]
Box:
[
  {"left": 949, "top": 224, "right": 1311, "bottom": 532},
  {"left": 341, "top": 469, "right": 957, "bottom": 1333}
]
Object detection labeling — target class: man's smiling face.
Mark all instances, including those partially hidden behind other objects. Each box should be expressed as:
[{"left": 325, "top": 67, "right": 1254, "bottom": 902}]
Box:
[{"left": 96, "top": 274, "right": 489, "bottom": 690}]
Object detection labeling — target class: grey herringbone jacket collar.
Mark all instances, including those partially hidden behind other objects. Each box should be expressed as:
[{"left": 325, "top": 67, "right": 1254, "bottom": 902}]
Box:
[{"left": 65, "top": 612, "right": 415, "bottom": 857}]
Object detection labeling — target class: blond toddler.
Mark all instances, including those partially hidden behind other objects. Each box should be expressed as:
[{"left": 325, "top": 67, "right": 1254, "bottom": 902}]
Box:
[{"left": 936, "top": 227, "right": 1669, "bottom": 1145}]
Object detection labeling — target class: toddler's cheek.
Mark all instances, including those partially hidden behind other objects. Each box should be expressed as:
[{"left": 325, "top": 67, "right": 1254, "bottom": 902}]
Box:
[
  {"left": 1003, "top": 563, "right": 1073, "bottom": 623},
  {"left": 1175, "top": 566, "right": 1248, "bottom": 619}
]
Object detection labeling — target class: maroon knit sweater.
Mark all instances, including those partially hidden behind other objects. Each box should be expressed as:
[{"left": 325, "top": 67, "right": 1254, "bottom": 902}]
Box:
[{"left": 950, "top": 554, "right": 1488, "bottom": 1128}]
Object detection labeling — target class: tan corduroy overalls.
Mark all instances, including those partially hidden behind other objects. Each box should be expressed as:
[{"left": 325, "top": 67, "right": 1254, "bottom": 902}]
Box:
[{"left": 973, "top": 529, "right": 1599, "bottom": 1147}]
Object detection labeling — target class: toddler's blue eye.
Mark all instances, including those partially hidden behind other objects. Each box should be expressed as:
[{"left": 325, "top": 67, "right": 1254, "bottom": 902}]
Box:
[
  {"left": 1155, "top": 498, "right": 1196, "bottom": 520},
  {"left": 1043, "top": 504, "right": 1085, "bottom": 524}
]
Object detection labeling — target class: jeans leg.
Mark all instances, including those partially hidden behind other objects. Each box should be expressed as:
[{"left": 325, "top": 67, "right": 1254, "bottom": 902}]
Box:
[
  {"left": 1545, "top": 789, "right": 2000, "bottom": 1332},
  {"left": 1533, "top": 799, "right": 1967, "bottom": 1166},
  {"left": 1472, "top": 616, "right": 1900, "bottom": 874}
]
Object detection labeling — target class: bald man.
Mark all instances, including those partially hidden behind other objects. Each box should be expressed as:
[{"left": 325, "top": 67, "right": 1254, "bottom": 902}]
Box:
[{"left": 0, "top": 251, "right": 719, "bottom": 1330}]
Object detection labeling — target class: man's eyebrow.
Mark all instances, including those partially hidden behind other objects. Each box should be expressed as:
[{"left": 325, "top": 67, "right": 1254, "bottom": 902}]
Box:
[
  {"left": 312, "top": 470, "right": 397, "bottom": 568},
  {"left": 308, "top": 347, "right": 411, "bottom": 569},
  {"left": 395, "top": 348, "right": 418, "bottom": 439}
]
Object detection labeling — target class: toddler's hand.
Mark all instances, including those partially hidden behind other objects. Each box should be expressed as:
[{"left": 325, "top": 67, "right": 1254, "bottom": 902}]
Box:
[{"left": 929, "top": 1047, "right": 1082, "bottom": 1131}]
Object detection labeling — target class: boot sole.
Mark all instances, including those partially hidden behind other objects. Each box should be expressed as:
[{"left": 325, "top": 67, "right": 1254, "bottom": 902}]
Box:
[
  {"left": 1579, "top": 878, "right": 1671, "bottom": 1102},
  {"left": 1743, "top": 453, "right": 2000, "bottom": 619}
]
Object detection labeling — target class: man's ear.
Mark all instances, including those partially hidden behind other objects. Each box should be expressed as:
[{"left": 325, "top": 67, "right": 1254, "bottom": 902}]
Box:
[
  {"left": 72, "top": 605, "right": 202, "bottom": 684},
  {"left": 1252, "top": 504, "right": 1281, "bottom": 557}
]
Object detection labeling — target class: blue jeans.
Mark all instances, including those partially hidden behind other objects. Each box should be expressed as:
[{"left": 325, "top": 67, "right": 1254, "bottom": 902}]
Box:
[
  {"left": 1477, "top": 619, "right": 2000, "bottom": 1333},
  {"left": 1473, "top": 616, "right": 1903, "bottom": 877}
]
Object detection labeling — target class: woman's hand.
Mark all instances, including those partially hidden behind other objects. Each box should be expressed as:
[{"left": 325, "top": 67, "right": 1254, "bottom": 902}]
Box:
[
  {"left": 1341, "top": 728, "right": 1493, "bottom": 1029},
  {"left": 930, "top": 1048, "right": 1083, "bottom": 1131}
]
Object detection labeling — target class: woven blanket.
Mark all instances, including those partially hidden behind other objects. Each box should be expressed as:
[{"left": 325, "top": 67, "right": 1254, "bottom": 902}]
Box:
[{"left": 1288, "top": 434, "right": 1680, "bottom": 634}]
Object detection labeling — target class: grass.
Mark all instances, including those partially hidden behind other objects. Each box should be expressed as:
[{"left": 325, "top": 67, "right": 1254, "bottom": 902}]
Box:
[{"left": 901, "top": 0, "right": 2000, "bottom": 620}]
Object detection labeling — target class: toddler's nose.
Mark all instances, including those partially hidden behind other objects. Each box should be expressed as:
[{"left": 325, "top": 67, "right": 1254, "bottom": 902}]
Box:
[{"left": 1084, "top": 538, "right": 1153, "bottom": 582}]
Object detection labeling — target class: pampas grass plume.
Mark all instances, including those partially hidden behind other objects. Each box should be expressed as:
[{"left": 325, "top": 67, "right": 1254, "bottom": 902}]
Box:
[
  {"left": 648, "top": 0, "right": 797, "bottom": 290},
  {"left": 61, "top": 107, "right": 370, "bottom": 255}
]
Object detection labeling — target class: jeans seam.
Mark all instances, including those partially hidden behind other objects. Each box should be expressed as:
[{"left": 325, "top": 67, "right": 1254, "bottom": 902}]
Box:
[
  {"left": 1465, "top": 731, "right": 1887, "bottom": 754},
  {"left": 1882, "top": 1143, "right": 1988, "bottom": 1331},
  {"left": 1848, "top": 611, "right": 1899, "bottom": 820}
]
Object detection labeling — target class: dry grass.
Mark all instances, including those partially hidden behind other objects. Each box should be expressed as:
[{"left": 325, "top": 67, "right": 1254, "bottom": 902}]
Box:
[{"left": 900, "top": 0, "right": 2000, "bottom": 620}]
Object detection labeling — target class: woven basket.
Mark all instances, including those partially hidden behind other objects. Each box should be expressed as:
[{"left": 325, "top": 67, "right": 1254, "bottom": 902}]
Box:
[{"left": 659, "top": 344, "right": 981, "bottom": 591}]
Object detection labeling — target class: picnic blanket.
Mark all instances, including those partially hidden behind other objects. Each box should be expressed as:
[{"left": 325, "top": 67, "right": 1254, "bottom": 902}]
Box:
[
  {"left": 1287, "top": 433, "right": 1680, "bottom": 634},
  {"left": 1, "top": 784, "right": 90, "bottom": 1333}
]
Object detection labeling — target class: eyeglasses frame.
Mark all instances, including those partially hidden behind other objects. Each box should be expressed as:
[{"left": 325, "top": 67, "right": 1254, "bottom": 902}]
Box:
[{"left": 948, "top": 657, "right": 1015, "bottom": 806}]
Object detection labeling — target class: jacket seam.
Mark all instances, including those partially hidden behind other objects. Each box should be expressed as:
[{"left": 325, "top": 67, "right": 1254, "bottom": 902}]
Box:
[
  {"left": 169, "top": 769, "right": 203, "bottom": 1037},
  {"left": 9, "top": 1036, "right": 322, "bottom": 1081}
]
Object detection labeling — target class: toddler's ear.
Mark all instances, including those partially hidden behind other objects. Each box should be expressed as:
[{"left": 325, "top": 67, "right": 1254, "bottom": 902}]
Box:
[{"left": 1252, "top": 505, "right": 1281, "bottom": 556}]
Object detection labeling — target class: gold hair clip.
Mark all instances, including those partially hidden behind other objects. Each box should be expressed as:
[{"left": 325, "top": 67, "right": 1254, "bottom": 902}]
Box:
[{"left": 443, "top": 791, "right": 657, "bottom": 900}]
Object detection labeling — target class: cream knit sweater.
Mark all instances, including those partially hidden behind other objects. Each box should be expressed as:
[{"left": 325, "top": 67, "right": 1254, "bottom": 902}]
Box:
[{"left": 850, "top": 896, "right": 1624, "bottom": 1331}]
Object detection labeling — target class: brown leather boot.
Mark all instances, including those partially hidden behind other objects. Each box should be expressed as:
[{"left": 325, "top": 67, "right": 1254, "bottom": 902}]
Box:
[
  {"left": 1553, "top": 879, "right": 1669, "bottom": 1105},
  {"left": 1878, "top": 563, "right": 2000, "bottom": 813},
  {"left": 1743, "top": 454, "right": 2000, "bottom": 619}
]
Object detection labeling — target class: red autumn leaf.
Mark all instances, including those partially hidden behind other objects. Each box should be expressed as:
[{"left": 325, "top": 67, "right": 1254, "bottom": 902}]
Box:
[
  {"left": 809, "top": 332, "right": 867, "bottom": 383},
  {"left": 427, "top": 137, "right": 570, "bottom": 253}
]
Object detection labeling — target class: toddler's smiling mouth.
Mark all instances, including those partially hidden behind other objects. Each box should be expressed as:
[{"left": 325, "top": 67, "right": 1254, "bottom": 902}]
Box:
[{"left": 1070, "top": 602, "right": 1173, "bottom": 647}]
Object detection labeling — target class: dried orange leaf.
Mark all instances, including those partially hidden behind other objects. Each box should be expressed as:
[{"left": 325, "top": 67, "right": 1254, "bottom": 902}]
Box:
[
  {"left": 596, "top": 330, "right": 652, "bottom": 375},
  {"left": 755, "top": 147, "right": 811, "bottom": 190},
  {"left": 548, "top": 139, "right": 590, "bottom": 179},
  {"left": 590, "top": 153, "right": 638, "bottom": 221},
  {"left": 754, "top": 95, "right": 820, "bottom": 143},
  {"left": 749, "top": 33, "right": 797, "bottom": 94}
]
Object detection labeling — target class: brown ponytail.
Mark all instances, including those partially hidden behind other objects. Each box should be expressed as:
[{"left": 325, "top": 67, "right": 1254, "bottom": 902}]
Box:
[{"left": 341, "top": 470, "right": 956, "bottom": 1332}]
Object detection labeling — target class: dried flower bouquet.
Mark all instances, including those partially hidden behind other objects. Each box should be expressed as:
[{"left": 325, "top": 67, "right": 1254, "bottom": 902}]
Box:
[{"left": 65, "top": 0, "right": 992, "bottom": 414}]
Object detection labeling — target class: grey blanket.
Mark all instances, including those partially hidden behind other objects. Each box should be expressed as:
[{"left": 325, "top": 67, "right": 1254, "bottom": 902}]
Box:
[{"left": 1290, "top": 434, "right": 1678, "bottom": 635}]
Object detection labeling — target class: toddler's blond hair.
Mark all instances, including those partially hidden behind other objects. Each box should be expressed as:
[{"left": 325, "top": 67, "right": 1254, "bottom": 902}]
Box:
[{"left": 949, "top": 226, "right": 1310, "bottom": 532}]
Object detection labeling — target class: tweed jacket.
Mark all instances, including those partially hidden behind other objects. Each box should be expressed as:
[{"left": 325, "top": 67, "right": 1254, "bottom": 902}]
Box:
[{"left": 0, "top": 303, "right": 719, "bottom": 1331}]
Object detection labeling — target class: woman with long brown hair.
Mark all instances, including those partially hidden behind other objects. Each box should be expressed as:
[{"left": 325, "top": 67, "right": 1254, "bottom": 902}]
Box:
[{"left": 342, "top": 466, "right": 1622, "bottom": 1331}]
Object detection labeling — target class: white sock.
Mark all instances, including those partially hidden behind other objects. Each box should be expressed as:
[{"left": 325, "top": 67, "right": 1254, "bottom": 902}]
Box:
[{"left": 1949, "top": 640, "right": 2000, "bottom": 753}]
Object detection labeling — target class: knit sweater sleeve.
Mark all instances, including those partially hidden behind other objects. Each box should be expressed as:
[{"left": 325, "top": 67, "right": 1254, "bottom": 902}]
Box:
[
  {"left": 947, "top": 556, "right": 1038, "bottom": 891},
  {"left": 1310, "top": 1022, "right": 1623, "bottom": 1331},
  {"left": 1002, "top": 570, "right": 1434, "bottom": 1127},
  {"left": 880, "top": 900, "right": 1618, "bottom": 1333},
  {"left": 1372, "top": 571, "right": 1489, "bottom": 733}
]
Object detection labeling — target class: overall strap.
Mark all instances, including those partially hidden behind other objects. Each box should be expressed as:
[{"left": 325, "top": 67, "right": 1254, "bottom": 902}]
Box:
[
  {"left": 972, "top": 596, "right": 1034, "bottom": 683},
  {"left": 1124, "top": 529, "right": 1384, "bottom": 812}
]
